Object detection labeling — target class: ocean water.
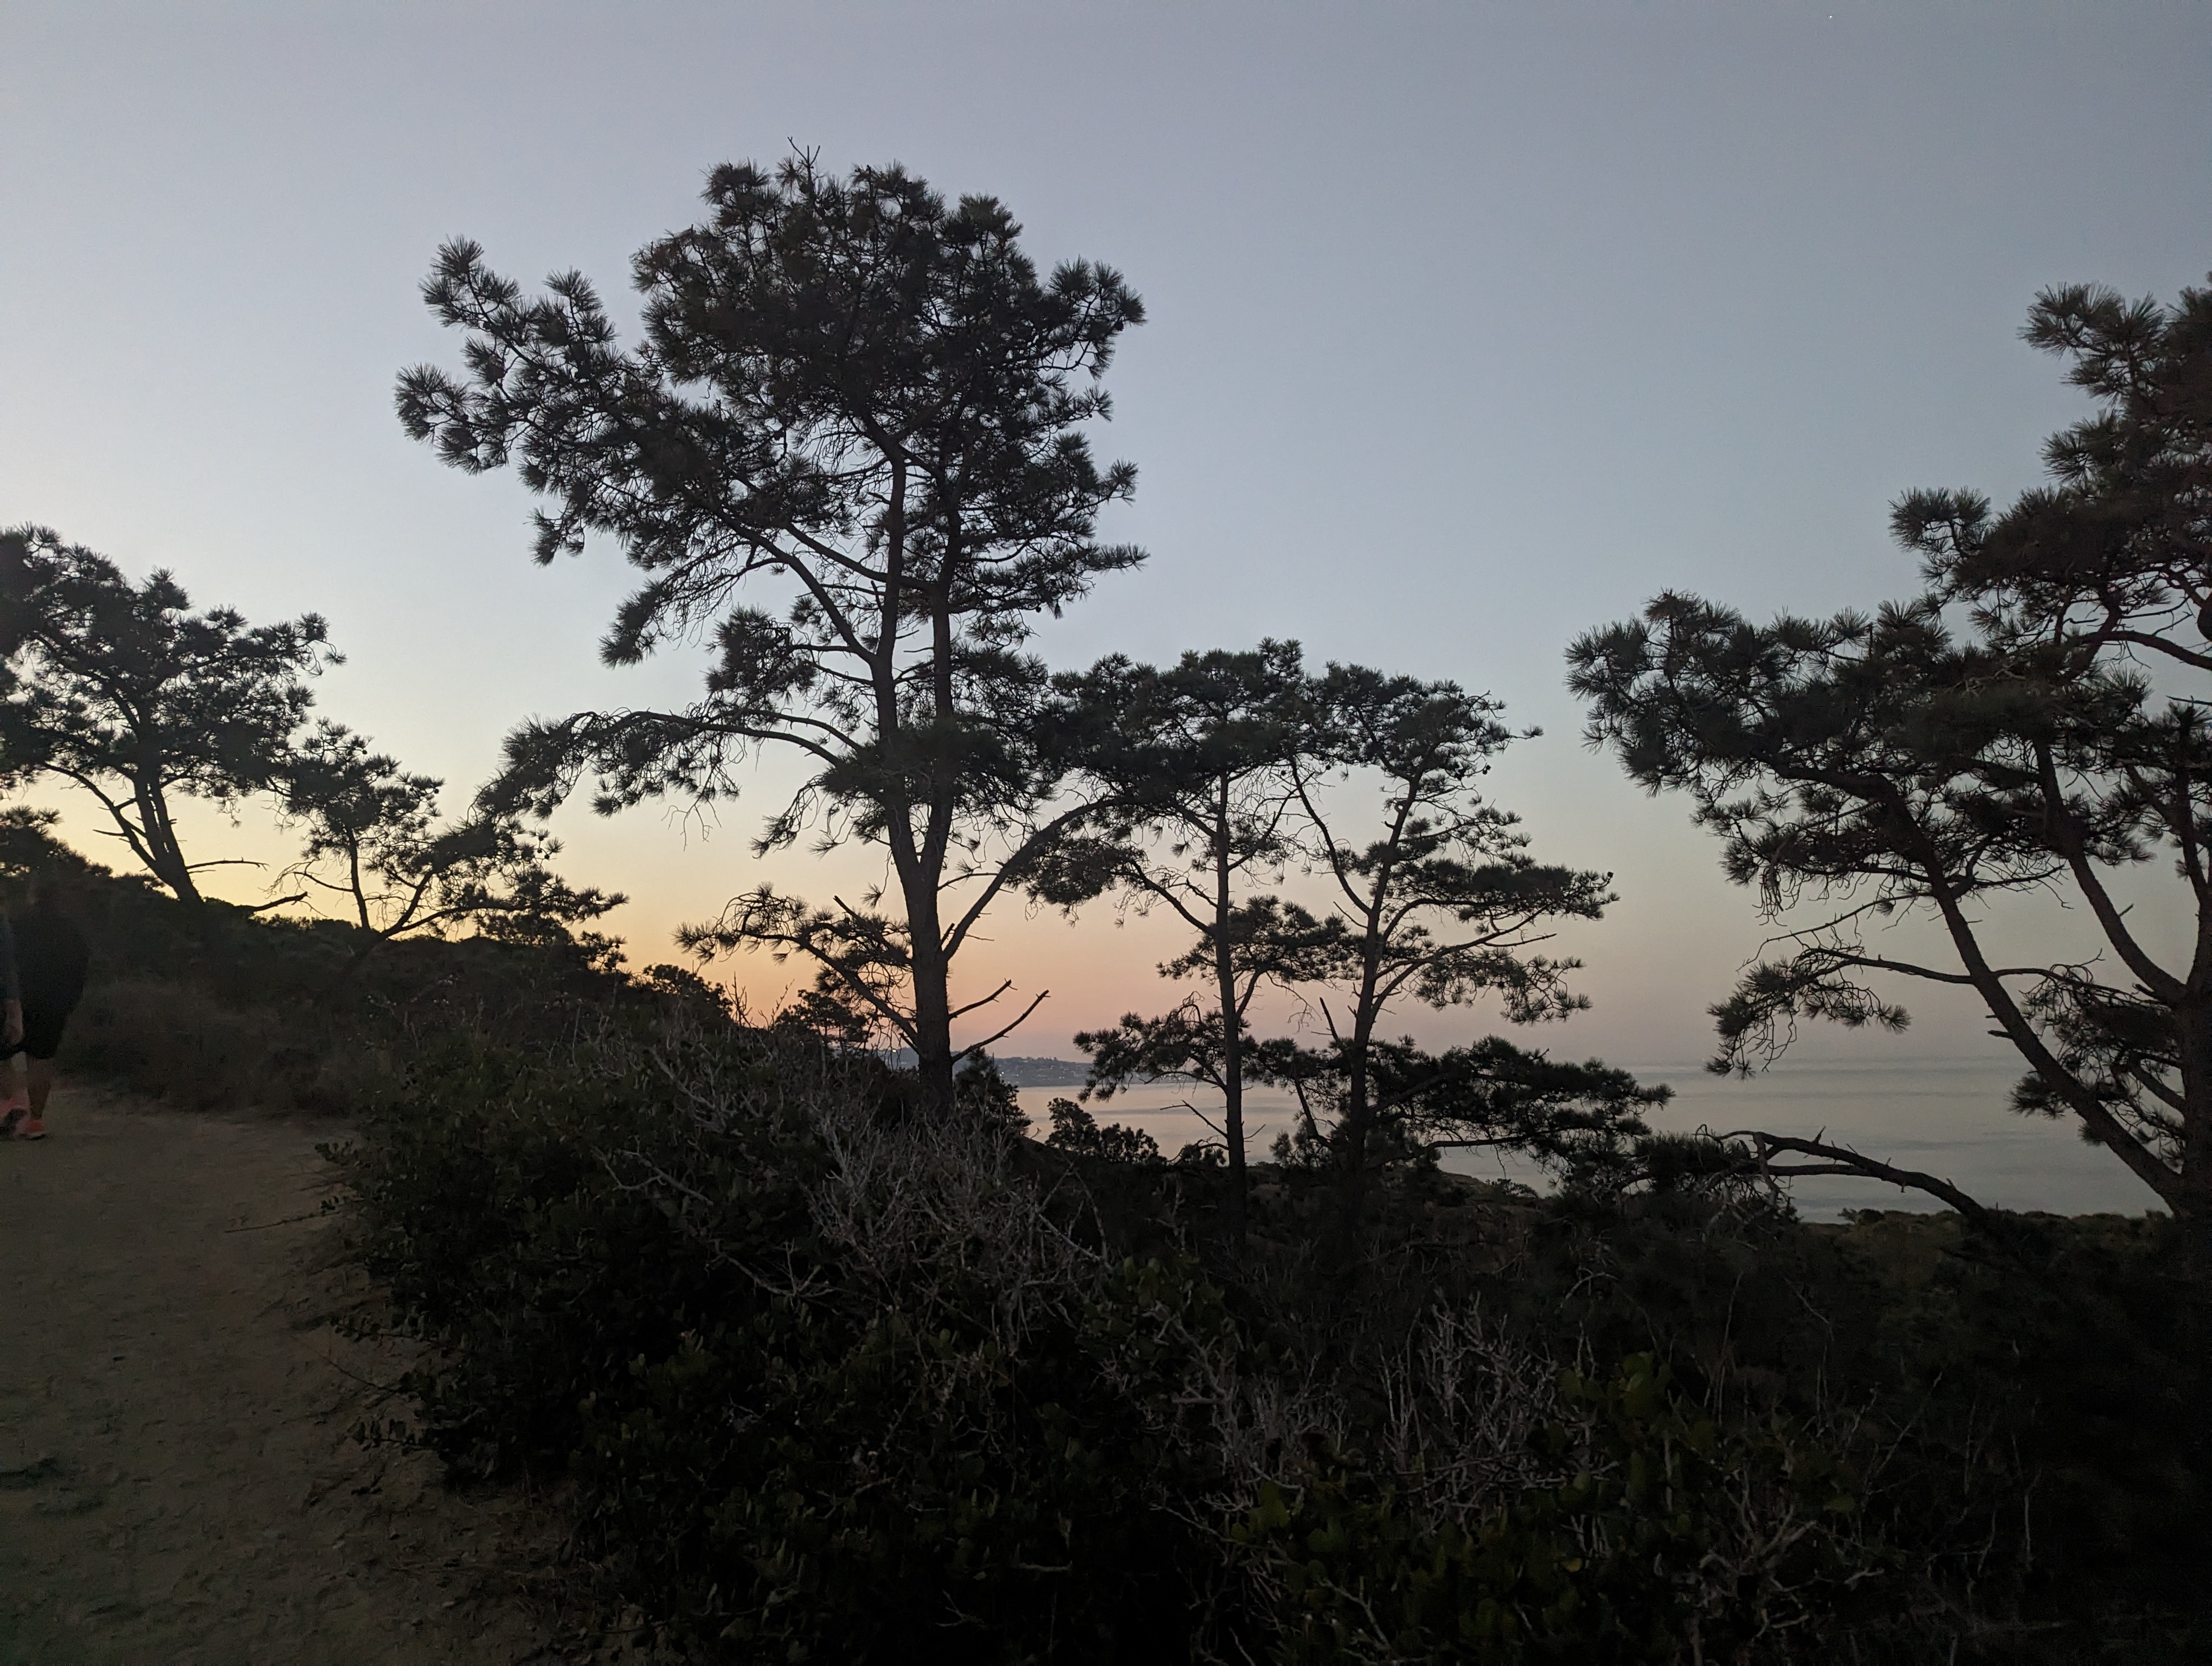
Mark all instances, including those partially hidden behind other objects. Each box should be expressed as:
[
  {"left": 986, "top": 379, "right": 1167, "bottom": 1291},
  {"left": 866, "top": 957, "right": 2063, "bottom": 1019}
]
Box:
[{"left": 1015, "top": 1055, "right": 2163, "bottom": 1221}]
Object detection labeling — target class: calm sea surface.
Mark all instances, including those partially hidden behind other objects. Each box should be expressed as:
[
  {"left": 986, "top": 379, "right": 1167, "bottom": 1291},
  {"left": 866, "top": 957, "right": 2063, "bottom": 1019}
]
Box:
[{"left": 1015, "top": 1056, "right": 2162, "bottom": 1220}]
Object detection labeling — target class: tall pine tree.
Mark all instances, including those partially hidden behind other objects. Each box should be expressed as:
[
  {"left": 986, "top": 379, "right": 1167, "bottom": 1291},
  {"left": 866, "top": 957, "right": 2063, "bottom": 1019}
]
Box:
[{"left": 398, "top": 156, "right": 1144, "bottom": 1110}]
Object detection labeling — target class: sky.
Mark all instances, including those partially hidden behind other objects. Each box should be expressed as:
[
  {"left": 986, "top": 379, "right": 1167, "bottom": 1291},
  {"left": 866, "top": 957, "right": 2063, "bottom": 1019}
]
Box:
[{"left": 5, "top": 1, "right": 2210, "bottom": 1094}]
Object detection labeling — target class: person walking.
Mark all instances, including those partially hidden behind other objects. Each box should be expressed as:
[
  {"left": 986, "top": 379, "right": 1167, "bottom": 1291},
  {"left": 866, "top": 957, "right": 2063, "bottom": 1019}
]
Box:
[
  {"left": 3, "top": 876, "right": 89, "bottom": 1141},
  {"left": 0, "top": 909, "right": 21, "bottom": 1130}
]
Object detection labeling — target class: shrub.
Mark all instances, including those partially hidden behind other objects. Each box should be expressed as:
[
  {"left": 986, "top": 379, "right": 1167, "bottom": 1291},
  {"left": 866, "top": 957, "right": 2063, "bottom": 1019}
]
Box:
[
  {"left": 338, "top": 1013, "right": 1921, "bottom": 1663},
  {"left": 1045, "top": 1095, "right": 1163, "bottom": 1163},
  {"left": 0, "top": 804, "right": 627, "bottom": 1116},
  {"left": 24, "top": 805, "right": 2210, "bottom": 1658},
  {"left": 343, "top": 1018, "right": 1233, "bottom": 1659},
  {"left": 1233, "top": 1354, "right": 1876, "bottom": 1665}
]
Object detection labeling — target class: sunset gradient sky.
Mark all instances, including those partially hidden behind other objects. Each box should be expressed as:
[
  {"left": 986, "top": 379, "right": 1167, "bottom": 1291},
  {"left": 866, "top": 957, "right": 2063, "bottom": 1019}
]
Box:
[{"left": 5, "top": 2, "right": 2210, "bottom": 1079}]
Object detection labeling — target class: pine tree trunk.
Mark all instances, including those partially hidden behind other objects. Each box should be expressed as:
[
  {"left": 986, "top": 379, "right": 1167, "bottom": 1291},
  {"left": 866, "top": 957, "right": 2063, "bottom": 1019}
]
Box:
[
  {"left": 911, "top": 565, "right": 963, "bottom": 1119},
  {"left": 906, "top": 889, "right": 957, "bottom": 1117},
  {"left": 1336, "top": 917, "right": 1387, "bottom": 1231},
  {"left": 134, "top": 778, "right": 203, "bottom": 909},
  {"left": 1339, "top": 1023, "right": 1372, "bottom": 1229},
  {"left": 1212, "top": 808, "right": 1248, "bottom": 1257}
]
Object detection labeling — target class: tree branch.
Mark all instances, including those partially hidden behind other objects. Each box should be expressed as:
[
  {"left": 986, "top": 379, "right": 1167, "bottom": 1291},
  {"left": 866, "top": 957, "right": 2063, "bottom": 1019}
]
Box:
[{"left": 1720, "top": 1130, "right": 1996, "bottom": 1227}]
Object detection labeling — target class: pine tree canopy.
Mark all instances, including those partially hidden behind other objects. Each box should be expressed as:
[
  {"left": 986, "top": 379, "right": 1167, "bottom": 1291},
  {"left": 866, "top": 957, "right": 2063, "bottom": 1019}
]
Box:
[
  {"left": 280, "top": 721, "right": 622, "bottom": 957},
  {"left": 0, "top": 525, "right": 332, "bottom": 907},
  {"left": 1570, "top": 274, "right": 2212, "bottom": 1224},
  {"left": 396, "top": 154, "right": 1146, "bottom": 1106}
]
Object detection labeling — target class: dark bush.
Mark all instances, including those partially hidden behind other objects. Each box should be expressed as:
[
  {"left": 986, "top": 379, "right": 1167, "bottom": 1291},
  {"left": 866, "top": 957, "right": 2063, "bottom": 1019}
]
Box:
[
  {"left": 0, "top": 803, "right": 627, "bottom": 1117},
  {"left": 336, "top": 1011, "right": 1908, "bottom": 1663},
  {"left": 341, "top": 1020, "right": 1232, "bottom": 1661},
  {"left": 1237, "top": 1356, "right": 1874, "bottom": 1665}
]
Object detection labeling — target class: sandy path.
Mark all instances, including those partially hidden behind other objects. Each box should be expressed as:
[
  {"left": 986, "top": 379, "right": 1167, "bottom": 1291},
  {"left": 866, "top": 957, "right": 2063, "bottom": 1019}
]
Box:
[{"left": 0, "top": 1086, "right": 559, "bottom": 1665}]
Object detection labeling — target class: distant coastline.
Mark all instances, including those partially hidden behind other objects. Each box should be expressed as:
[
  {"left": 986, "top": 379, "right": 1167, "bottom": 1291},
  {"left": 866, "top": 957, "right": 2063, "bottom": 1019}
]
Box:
[{"left": 880, "top": 1051, "right": 1096, "bottom": 1087}]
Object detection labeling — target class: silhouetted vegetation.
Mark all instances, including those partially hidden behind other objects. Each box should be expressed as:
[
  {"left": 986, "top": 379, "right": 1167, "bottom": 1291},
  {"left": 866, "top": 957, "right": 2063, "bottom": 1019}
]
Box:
[
  {"left": 3, "top": 806, "right": 2204, "bottom": 1661},
  {"left": 398, "top": 153, "right": 1149, "bottom": 1116},
  {"left": 0, "top": 527, "right": 333, "bottom": 909},
  {"left": 4, "top": 147, "right": 2206, "bottom": 1659},
  {"left": 0, "top": 804, "right": 625, "bottom": 1115},
  {"left": 338, "top": 992, "right": 2211, "bottom": 1663},
  {"left": 281, "top": 719, "right": 622, "bottom": 964},
  {"left": 1571, "top": 273, "right": 2212, "bottom": 1249},
  {"left": 1031, "top": 644, "right": 1661, "bottom": 1260},
  {"left": 1034, "top": 640, "right": 1322, "bottom": 1252}
]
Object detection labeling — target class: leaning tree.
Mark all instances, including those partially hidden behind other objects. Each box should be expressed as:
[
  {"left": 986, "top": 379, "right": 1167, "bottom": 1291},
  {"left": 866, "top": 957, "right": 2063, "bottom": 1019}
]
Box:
[
  {"left": 1570, "top": 274, "right": 2212, "bottom": 1238},
  {"left": 398, "top": 155, "right": 1145, "bottom": 1110},
  {"left": 0, "top": 525, "right": 332, "bottom": 908}
]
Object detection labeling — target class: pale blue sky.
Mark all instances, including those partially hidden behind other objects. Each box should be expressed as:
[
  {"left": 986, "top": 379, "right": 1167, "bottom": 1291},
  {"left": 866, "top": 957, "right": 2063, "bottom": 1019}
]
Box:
[{"left": 4, "top": 2, "right": 2209, "bottom": 1083}]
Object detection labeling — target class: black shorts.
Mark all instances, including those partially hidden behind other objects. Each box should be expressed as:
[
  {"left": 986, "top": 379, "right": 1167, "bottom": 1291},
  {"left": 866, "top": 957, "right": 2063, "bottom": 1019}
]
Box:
[{"left": 18, "top": 1003, "right": 70, "bottom": 1061}]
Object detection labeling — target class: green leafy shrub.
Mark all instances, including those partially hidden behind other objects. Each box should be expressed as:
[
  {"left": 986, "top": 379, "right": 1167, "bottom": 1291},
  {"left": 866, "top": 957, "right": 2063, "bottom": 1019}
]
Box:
[
  {"left": 339, "top": 1020, "right": 820, "bottom": 1478},
  {"left": 579, "top": 1255, "right": 1233, "bottom": 1662},
  {"left": 338, "top": 1013, "right": 1915, "bottom": 1663}
]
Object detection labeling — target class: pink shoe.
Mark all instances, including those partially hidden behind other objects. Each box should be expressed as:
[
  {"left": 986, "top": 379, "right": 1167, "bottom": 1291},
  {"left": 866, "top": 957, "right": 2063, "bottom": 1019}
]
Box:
[{"left": 14, "top": 1117, "right": 44, "bottom": 1141}]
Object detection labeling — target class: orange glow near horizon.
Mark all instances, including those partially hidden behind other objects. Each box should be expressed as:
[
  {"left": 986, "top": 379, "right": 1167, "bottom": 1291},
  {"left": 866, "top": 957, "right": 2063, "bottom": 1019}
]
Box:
[{"left": 15, "top": 762, "right": 2064, "bottom": 1074}]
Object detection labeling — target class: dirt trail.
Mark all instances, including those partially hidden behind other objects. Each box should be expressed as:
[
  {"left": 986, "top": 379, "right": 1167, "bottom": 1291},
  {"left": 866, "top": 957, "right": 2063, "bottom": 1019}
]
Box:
[{"left": 0, "top": 1087, "right": 556, "bottom": 1665}]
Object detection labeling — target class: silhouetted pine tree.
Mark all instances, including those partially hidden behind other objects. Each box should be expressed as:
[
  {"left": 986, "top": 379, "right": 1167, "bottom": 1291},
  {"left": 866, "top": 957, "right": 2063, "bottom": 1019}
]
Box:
[
  {"left": 398, "top": 154, "right": 1145, "bottom": 1111},
  {"left": 1570, "top": 272, "right": 2212, "bottom": 1244},
  {"left": 0, "top": 526, "right": 331, "bottom": 909},
  {"left": 1030, "top": 640, "right": 1329, "bottom": 1251},
  {"left": 1268, "top": 666, "right": 1656, "bottom": 1220}
]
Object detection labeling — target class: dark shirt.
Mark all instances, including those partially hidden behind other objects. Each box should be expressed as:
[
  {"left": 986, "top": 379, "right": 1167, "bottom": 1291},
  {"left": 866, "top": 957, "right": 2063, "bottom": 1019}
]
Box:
[
  {"left": 13, "top": 909, "right": 88, "bottom": 1014},
  {"left": 0, "top": 918, "right": 16, "bottom": 1005}
]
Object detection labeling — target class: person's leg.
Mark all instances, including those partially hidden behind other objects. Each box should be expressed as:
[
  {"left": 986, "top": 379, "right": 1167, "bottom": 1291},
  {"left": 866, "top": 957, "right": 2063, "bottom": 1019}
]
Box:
[
  {"left": 14, "top": 1054, "right": 47, "bottom": 1138},
  {"left": 16, "top": 1009, "right": 64, "bottom": 1136},
  {"left": 2, "top": 1050, "right": 24, "bottom": 1120}
]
